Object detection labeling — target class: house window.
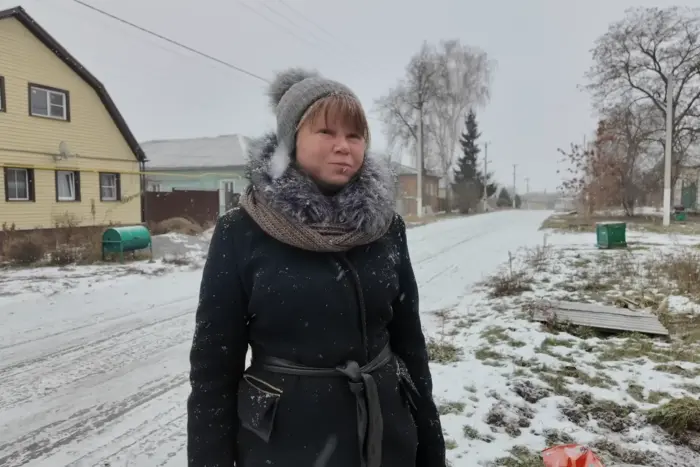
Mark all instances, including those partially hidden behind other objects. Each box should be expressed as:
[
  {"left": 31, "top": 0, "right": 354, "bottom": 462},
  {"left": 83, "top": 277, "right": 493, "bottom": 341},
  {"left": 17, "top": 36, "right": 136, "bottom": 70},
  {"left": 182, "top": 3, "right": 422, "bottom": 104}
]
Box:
[
  {"left": 0, "top": 76, "right": 5, "bottom": 112},
  {"left": 100, "top": 172, "right": 121, "bottom": 201},
  {"left": 29, "top": 84, "right": 69, "bottom": 120},
  {"left": 4, "top": 167, "right": 35, "bottom": 201},
  {"left": 55, "top": 170, "right": 81, "bottom": 201}
]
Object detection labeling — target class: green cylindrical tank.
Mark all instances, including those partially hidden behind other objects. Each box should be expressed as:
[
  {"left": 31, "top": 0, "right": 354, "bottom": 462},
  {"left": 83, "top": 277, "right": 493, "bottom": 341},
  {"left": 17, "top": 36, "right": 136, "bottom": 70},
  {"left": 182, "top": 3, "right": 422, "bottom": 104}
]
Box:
[{"left": 102, "top": 225, "right": 152, "bottom": 261}]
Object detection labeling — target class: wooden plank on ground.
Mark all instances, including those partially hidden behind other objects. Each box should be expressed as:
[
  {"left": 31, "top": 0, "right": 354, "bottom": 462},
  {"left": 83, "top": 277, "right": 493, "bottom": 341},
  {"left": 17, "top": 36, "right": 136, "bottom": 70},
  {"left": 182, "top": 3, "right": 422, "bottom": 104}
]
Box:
[{"left": 530, "top": 300, "right": 669, "bottom": 336}]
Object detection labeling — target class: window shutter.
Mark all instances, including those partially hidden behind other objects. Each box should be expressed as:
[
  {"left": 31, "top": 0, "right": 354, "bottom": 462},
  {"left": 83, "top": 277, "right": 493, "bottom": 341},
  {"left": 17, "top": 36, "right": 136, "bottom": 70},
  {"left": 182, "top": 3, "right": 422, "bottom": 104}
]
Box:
[
  {"left": 28, "top": 169, "right": 35, "bottom": 201},
  {"left": 3, "top": 168, "right": 8, "bottom": 201},
  {"left": 116, "top": 173, "right": 122, "bottom": 201},
  {"left": 54, "top": 170, "right": 59, "bottom": 201},
  {"left": 75, "top": 171, "right": 81, "bottom": 201},
  {"left": 98, "top": 172, "right": 104, "bottom": 201}
]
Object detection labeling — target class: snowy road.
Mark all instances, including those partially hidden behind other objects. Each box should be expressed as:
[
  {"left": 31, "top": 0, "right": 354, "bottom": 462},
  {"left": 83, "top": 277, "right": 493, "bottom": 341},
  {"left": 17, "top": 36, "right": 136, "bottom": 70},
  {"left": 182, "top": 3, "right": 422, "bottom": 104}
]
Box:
[{"left": 0, "top": 210, "right": 551, "bottom": 467}]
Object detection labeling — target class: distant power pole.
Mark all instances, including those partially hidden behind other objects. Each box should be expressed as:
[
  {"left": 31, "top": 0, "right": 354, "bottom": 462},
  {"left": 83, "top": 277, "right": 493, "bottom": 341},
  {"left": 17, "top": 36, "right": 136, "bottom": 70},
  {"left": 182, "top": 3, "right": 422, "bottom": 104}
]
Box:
[
  {"left": 525, "top": 177, "right": 530, "bottom": 209},
  {"left": 417, "top": 105, "right": 424, "bottom": 218},
  {"left": 482, "top": 142, "right": 489, "bottom": 211},
  {"left": 512, "top": 164, "right": 517, "bottom": 208}
]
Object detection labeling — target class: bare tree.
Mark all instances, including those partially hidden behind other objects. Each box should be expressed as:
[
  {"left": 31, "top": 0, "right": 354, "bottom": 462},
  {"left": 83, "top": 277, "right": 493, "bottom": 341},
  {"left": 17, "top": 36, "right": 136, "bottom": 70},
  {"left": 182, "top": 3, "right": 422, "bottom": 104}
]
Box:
[
  {"left": 597, "top": 101, "right": 661, "bottom": 214},
  {"left": 558, "top": 102, "right": 662, "bottom": 215},
  {"left": 585, "top": 6, "right": 700, "bottom": 196},
  {"left": 424, "top": 40, "right": 494, "bottom": 207},
  {"left": 373, "top": 43, "right": 442, "bottom": 170}
]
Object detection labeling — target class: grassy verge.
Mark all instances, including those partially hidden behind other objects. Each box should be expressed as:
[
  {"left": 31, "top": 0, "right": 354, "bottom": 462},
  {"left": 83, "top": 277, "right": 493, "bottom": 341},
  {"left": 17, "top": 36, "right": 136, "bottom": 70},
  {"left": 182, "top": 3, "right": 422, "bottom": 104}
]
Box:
[{"left": 540, "top": 212, "right": 700, "bottom": 235}]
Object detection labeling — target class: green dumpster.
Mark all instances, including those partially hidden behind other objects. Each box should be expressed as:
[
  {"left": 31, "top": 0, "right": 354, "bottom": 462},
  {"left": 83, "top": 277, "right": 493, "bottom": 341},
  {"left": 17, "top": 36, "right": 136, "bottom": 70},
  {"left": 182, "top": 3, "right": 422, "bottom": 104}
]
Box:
[
  {"left": 595, "top": 222, "right": 627, "bottom": 249},
  {"left": 102, "top": 225, "right": 153, "bottom": 262}
]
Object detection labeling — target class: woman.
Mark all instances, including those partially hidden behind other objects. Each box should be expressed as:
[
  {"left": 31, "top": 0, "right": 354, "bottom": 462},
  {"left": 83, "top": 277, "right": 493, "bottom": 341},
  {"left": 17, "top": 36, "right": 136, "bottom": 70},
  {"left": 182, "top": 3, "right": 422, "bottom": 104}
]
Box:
[{"left": 187, "top": 68, "right": 446, "bottom": 467}]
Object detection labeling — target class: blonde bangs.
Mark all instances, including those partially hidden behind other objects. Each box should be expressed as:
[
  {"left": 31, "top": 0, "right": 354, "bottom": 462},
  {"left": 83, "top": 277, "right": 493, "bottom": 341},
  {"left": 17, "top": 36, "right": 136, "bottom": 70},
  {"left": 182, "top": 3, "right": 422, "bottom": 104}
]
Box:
[{"left": 298, "top": 94, "right": 370, "bottom": 144}]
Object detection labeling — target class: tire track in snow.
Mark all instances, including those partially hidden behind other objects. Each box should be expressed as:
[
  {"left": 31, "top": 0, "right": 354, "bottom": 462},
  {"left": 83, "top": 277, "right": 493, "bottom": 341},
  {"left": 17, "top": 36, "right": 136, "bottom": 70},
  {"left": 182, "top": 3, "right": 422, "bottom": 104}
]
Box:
[
  {"left": 0, "top": 300, "right": 194, "bottom": 382},
  {"left": 65, "top": 404, "right": 188, "bottom": 467},
  {"left": 0, "top": 374, "right": 188, "bottom": 467},
  {"left": 0, "top": 309, "right": 193, "bottom": 410},
  {"left": 0, "top": 276, "right": 198, "bottom": 466},
  {"left": 0, "top": 295, "right": 194, "bottom": 353}
]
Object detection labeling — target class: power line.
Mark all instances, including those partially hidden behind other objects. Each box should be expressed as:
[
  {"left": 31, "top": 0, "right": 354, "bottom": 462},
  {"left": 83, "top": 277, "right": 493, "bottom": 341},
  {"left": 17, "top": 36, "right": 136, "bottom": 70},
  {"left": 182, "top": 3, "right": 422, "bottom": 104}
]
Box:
[
  {"left": 39, "top": 0, "right": 224, "bottom": 75},
  {"left": 275, "top": 0, "right": 348, "bottom": 48},
  {"left": 69, "top": 0, "right": 384, "bottom": 124},
  {"left": 71, "top": 0, "right": 270, "bottom": 83},
  {"left": 235, "top": 0, "right": 324, "bottom": 49},
  {"left": 248, "top": 0, "right": 328, "bottom": 47}
]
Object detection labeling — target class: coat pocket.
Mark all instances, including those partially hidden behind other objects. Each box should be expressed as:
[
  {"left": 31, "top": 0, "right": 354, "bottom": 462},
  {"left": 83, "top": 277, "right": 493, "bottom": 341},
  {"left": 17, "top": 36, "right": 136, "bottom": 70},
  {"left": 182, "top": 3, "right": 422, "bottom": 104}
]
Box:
[{"left": 237, "top": 374, "right": 282, "bottom": 443}]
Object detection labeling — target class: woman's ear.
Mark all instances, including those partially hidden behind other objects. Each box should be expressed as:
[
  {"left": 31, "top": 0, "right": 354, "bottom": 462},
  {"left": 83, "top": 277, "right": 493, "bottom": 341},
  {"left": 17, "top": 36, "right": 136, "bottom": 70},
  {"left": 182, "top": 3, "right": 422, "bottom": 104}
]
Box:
[{"left": 269, "top": 142, "right": 291, "bottom": 179}]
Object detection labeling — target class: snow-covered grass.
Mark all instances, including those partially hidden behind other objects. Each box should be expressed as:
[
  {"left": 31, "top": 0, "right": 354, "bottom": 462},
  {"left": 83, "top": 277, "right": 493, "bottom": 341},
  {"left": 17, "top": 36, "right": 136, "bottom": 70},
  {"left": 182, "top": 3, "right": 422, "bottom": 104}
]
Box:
[
  {"left": 542, "top": 211, "right": 700, "bottom": 236},
  {"left": 429, "top": 229, "right": 700, "bottom": 466}
]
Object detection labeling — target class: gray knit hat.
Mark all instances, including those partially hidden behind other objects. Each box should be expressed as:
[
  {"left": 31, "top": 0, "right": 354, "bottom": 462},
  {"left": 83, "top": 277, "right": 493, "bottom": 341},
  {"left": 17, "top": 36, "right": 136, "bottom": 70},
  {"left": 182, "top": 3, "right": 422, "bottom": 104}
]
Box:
[{"left": 267, "top": 68, "right": 364, "bottom": 169}]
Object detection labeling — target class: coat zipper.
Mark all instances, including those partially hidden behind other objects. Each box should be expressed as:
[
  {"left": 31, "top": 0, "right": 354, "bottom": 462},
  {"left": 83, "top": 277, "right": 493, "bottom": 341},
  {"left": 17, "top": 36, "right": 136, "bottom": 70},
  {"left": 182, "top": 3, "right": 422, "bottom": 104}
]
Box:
[{"left": 333, "top": 253, "right": 369, "bottom": 363}]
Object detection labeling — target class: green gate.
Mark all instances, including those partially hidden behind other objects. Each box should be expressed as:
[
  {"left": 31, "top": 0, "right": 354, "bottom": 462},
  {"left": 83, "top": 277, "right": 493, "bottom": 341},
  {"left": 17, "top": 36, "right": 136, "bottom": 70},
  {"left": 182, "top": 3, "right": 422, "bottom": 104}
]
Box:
[{"left": 681, "top": 181, "right": 697, "bottom": 210}]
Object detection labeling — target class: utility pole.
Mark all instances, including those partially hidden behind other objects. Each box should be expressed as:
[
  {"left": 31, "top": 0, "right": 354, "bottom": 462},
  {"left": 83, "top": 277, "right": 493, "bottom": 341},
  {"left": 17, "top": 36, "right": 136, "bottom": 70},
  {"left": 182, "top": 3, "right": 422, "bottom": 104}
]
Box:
[
  {"left": 512, "top": 164, "right": 517, "bottom": 209},
  {"left": 416, "top": 105, "right": 424, "bottom": 218},
  {"left": 663, "top": 75, "right": 674, "bottom": 227},
  {"left": 482, "top": 142, "right": 489, "bottom": 212},
  {"left": 525, "top": 177, "right": 530, "bottom": 209}
]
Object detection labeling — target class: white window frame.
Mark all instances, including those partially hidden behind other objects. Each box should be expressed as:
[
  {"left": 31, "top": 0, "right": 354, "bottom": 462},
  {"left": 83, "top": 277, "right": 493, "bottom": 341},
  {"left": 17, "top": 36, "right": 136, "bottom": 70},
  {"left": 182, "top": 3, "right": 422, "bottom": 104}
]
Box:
[
  {"left": 100, "top": 173, "right": 118, "bottom": 201},
  {"left": 29, "top": 85, "right": 68, "bottom": 120},
  {"left": 6, "top": 168, "right": 30, "bottom": 201},
  {"left": 56, "top": 170, "right": 77, "bottom": 201}
]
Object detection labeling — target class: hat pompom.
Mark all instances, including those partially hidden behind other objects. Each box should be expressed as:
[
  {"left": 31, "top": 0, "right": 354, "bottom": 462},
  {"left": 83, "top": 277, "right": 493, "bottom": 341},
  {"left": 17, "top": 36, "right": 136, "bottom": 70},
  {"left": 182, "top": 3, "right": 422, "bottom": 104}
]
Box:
[{"left": 267, "top": 68, "right": 319, "bottom": 110}]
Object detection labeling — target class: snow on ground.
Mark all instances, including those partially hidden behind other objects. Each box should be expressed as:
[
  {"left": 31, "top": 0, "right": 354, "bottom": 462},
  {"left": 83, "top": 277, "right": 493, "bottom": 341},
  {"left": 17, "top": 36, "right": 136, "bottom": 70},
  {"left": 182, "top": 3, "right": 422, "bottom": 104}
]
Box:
[
  {"left": 430, "top": 225, "right": 700, "bottom": 466},
  {"left": 12, "top": 210, "right": 696, "bottom": 466},
  {"left": 0, "top": 232, "right": 210, "bottom": 303}
]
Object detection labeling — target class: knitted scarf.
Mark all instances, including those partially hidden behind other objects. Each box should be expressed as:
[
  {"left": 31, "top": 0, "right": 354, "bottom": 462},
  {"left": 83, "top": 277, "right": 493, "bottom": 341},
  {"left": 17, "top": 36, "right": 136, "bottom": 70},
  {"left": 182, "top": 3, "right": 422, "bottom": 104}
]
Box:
[{"left": 240, "top": 185, "right": 392, "bottom": 252}]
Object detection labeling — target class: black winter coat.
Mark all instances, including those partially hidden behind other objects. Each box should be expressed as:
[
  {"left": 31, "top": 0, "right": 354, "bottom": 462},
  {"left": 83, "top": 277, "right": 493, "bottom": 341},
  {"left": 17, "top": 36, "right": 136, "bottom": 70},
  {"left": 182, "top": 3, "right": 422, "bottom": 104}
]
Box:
[{"left": 187, "top": 133, "right": 446, "bottom": 467}]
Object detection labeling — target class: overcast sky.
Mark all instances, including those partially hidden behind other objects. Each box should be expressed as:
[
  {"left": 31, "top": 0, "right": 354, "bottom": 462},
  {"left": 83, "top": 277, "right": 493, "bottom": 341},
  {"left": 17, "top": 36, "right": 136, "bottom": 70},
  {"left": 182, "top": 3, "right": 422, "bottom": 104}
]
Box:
[{"left": 2, "top": 0, "right": 687, "bottom": 192}]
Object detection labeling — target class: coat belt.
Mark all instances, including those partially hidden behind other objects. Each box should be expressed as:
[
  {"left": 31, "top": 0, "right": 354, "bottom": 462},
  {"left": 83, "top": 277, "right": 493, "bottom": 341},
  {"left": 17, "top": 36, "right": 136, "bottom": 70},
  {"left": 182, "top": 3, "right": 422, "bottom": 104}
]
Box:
[{"left": 257, "top": 344, "right": 393, "bottom": 467}]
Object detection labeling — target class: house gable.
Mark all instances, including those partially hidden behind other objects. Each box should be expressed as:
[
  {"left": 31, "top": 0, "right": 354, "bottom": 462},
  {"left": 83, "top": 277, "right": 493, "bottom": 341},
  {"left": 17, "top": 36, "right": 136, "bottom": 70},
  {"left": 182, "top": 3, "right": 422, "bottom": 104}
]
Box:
[{"left": 0, "top": 6, "right": 144, "bottom": 162}]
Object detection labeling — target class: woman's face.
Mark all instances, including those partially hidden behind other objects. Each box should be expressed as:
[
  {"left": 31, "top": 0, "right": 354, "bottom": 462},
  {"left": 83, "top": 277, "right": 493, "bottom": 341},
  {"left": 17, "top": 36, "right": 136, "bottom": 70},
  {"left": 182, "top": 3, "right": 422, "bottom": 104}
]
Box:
[{"left": 295, "top": 115, "right": 366, "bottom": 188}]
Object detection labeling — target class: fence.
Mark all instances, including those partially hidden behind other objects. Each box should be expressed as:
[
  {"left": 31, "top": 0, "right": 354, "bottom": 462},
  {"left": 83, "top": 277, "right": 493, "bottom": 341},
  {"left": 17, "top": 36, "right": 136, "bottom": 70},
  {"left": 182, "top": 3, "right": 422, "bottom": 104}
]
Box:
[{"left": 144, "top": 190, "right": 219, "bottom": 226}]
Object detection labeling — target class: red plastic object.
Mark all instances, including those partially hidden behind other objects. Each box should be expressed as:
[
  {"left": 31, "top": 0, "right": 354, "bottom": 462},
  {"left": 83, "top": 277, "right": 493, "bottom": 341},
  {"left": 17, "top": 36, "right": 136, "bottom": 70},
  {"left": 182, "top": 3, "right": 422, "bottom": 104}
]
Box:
[{"left": 541, "top": 444, "right": 605, "bottom": 467}]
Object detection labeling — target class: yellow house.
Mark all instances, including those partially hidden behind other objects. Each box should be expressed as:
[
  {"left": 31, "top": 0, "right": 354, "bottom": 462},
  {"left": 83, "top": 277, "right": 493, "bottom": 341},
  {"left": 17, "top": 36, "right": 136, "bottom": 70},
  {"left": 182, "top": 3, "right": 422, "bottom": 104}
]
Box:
[{"left": 0, "top": 6, "right": 145, "bottom": 232}]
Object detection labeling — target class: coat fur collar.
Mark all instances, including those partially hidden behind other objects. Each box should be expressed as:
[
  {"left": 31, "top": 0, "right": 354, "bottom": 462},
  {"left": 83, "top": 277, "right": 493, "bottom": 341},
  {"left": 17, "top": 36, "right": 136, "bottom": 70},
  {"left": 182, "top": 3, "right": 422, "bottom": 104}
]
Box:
[{"left": 245, "top": 133, "right": 397, "bottom": 236}]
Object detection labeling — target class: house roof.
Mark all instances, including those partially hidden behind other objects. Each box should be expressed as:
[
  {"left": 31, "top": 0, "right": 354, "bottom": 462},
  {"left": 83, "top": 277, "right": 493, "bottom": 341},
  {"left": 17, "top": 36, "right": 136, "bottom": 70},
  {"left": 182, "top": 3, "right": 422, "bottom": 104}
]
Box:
[
  {"left": 0, "top": 6, "right": 145, "bottom": 162},
  {"left": 141, "top": 134, "right": 251, "bottom": 170}
]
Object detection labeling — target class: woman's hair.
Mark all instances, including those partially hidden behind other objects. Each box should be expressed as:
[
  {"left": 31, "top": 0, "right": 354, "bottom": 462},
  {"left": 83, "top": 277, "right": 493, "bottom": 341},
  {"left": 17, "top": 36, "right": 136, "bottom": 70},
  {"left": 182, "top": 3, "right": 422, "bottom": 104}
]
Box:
[{"left": 297, "top": 93, "right": 371, "bottom": 145}]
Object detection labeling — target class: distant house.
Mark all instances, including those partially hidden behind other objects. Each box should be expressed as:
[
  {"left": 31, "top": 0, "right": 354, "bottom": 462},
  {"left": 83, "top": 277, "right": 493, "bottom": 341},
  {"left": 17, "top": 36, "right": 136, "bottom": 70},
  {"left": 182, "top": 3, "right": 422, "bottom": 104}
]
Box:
[
  {"left": 0, "top": 6, "right": 144, "bottom": 233},
  {"left": 141, "top": 134, "right": 251, "bottom": 215},
  {"left": 391, "top": 163, "right": 441, "bottom": 216},
  {"left": 521, "top": 192, "right": 560, "bottom": 210}
]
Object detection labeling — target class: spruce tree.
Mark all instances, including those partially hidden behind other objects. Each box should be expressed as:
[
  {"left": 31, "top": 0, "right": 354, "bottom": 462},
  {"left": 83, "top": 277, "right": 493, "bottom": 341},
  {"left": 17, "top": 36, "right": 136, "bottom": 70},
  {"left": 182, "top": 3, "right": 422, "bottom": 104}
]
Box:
[{"left": 452, "top": 110, "right": 482, "bottom": 212}]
